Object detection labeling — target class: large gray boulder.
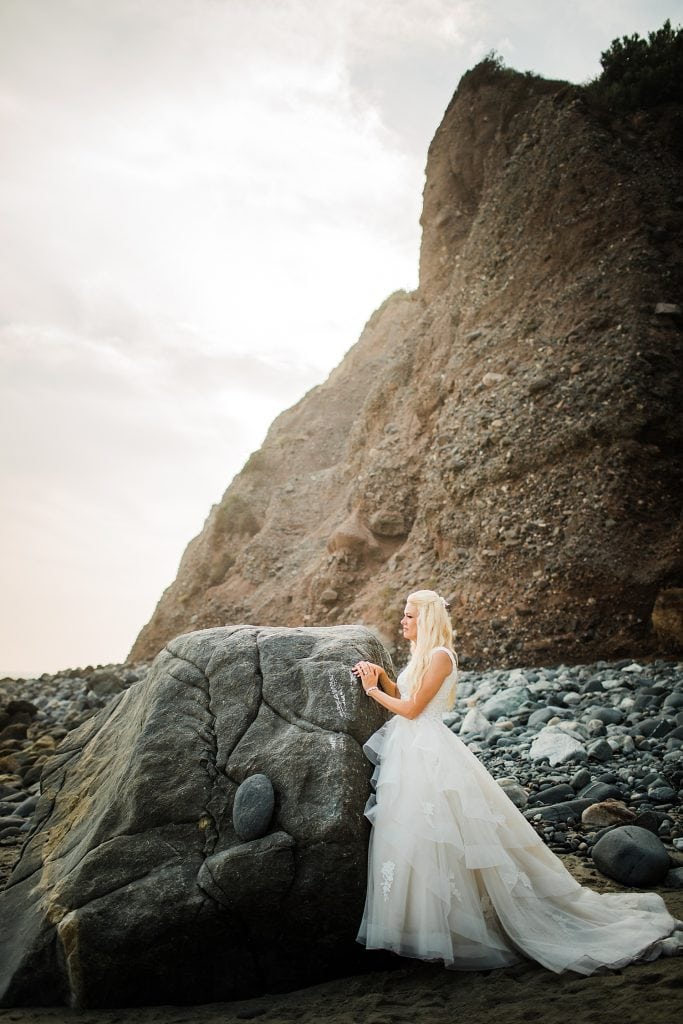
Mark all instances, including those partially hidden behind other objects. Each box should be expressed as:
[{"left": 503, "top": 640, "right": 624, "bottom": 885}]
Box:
[{"left": 0, "top": 625, "right": 391, "bottom": 1008}]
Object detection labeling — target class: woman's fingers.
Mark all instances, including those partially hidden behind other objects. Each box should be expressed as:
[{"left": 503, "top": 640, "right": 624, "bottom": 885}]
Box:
[{"left": 352, "top": 661, "right": 376, "bottom": 684}]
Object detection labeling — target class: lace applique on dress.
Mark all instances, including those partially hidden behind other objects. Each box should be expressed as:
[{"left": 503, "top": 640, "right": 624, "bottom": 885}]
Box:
[
  {"left": 448, "top": 871, "right": 462, "bottom": 901},
  {"left": 423, "top": 801, "right": 435, "bottom": 826},
  {"left": 381, "top": 861, "right": 395, "bottom": 901},
  {"left": 518, "top": 871, "right": 533, "bottom": 890}
]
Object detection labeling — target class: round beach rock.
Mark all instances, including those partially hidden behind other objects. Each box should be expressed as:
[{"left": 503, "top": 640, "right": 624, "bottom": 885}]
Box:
[
  {"left": 581, "top": 799, "right": 636, "bottom": 828},
  {"left": 233, "top": 773, "right": 276, "bottom": 841},
  {"left": 592, "top": 825, "right": 671, "bottom": 887},
  {"left": 529, "top": 726, "right": 587, "bottom": 766}
]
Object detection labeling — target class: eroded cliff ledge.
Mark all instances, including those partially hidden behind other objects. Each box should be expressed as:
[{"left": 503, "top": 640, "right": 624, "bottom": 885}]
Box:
[{"left": 130, "top": 62, "right": 683, "bottom": 668}]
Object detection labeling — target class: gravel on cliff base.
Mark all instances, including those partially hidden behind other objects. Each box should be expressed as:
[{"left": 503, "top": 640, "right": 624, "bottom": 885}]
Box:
[{"left": 1, "top": 655, "right": 682, "bottom": 889}]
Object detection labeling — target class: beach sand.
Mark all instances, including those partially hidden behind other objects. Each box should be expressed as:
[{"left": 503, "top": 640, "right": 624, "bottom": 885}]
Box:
[{"left": 1, "top": 856, "right": 681, "bottom": 1024}]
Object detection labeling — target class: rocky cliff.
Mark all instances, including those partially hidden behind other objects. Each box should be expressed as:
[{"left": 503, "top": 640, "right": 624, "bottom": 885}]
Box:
[{"left": 131, "top": 61, "right": 683, "bottom": 668}]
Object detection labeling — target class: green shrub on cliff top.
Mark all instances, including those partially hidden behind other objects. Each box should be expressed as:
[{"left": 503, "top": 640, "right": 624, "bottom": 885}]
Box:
[{"left": 585, "top": 19, "right": 683, "bottom": 111}]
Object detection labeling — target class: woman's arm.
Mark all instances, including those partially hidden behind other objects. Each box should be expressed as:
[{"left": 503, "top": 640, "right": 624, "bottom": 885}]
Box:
[
  {"left": 376, "top": 666, "right": 398, "bottom": 698},
  {"left": 355, "top": 651, "right": 453, "bottom": 720}
]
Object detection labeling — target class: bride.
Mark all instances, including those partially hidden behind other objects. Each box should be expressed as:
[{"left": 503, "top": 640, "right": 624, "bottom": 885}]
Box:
[{"left": 351, "top": 588, "right": 683, "bottom": 974}]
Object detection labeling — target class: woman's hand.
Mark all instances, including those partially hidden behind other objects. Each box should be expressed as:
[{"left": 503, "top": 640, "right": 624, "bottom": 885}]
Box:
[{"left": 352, "top": 660, "right": 381, "bottom": 692}]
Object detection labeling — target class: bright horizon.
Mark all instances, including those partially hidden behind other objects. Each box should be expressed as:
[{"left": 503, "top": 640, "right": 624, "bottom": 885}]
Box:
[{"left": 2, "top": 0, "right": 681, "bottom": 678}]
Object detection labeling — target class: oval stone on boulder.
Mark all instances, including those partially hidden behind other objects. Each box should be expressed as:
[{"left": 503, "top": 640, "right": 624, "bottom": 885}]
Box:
[
  {"left": 592, "top": 825, "right": 671, "bottom": 887},
  {"left": 233, "top": 774, "right": 275, "bottom": 841}
]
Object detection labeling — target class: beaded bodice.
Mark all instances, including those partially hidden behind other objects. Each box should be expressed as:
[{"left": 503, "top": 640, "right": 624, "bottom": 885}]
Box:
[{"left": 397, "top": 647, "right": 457, "bottom": 722}]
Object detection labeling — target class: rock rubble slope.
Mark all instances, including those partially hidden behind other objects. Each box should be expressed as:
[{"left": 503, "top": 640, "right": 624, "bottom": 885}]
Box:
[
  {"left": 130, "top": 61, "right": 683, "bottom": 668},
  {"left": 0, "top": 626, "right": 391, "bottom": 1008}
]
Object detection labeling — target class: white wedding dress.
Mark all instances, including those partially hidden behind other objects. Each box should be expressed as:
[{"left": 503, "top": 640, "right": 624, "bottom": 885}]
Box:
[{"left": 357, "top": 647, "right": 683, "bottom": 974}]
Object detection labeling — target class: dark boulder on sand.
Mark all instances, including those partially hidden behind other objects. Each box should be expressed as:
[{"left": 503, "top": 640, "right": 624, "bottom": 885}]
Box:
[
  {"left": 0, "top": 625, "right": 391, "bottom": 1008},
  {"left": 592, "top": 825, "right": 671, "bottom": 887}
]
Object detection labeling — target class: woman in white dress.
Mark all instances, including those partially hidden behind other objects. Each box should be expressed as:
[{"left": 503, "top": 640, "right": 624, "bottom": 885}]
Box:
[{"left": 351, "top": 589, "right": 683, "bottom": 975}]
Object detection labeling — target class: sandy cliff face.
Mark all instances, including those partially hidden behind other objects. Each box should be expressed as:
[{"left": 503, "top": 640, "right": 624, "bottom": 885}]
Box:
[{"left": 130, "top": 63, "right": 683, "bottom": 668}]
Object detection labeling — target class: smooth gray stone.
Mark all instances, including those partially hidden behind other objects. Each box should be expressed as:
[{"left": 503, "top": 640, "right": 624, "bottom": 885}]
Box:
[
  {"left": 586, "top": 738, "right": 614, "bottom": 762},
  {"left": 581, "top": 678, "right": 605, "bottom": 693},
  {"left": 0, "top": 816, "right": 24, "bottom": 829},
  {"left": 480, "top": 686, "right": 530, "bottom": 721},
  {"left": 584, "top": 706, "right": 623, "bottom": 725},
  {"left": 529, "top": 727, "right": 587, "bottom": 766},
  {"left": 86, "top": 670, "right": 126, "bottom": 698},
  {"left": 637, "top": 718, "right": 676, "bottom": 738},
  {"left": 459, "top": 708, "right": 493, "bottom": 736},
  {"left": 528, "top": 783, "right": 575, "bottom": 806},
  {"left": 497, "top": 781, "right": 528, "bottom": 808},
  {"left": 4, "top": 700, "right": 38, "bottom": 719},
  {"left": 0, "top": 826, "right": 24, "bottom": 839},
  {"left": 233, "top": 774, "right": 275, "bottom": 841},
  {"left": 590, "top": 824, "right": 620, "bottom": 844},
  {"left": 632, "top": 694, "right": 659, "bottom": 712},
  {"left": 642, "top": 771, "right": 667, "bottom": 786},
  {"left": 592, "top": 825, "right": 671, "bottom": 886},
  {"left": 578, "top": 781, "right": 622, "bottom": 802},
  {"left": 648, "top": 786, "right": 676, "bottom": 803},
  {"left": 570, "top": 767, "right": 591, "bottom": 790},
  {"left": 527, "top": 706, "right": 567, "bottom": 728},
  {"left": 634, "top": 810, "right": 668, "bottom": 834},
  {"left": 664, "top": 867, "right": 683, "bottom": 889},
  {"left": 14, "top": 796, "right": 38, "bottom": 818},
  {"left": 523, "top": 798, "right": 594, "bottom": 823},
  {"left": 0, "top": 625, "right": 392, "bottom": 1009}
]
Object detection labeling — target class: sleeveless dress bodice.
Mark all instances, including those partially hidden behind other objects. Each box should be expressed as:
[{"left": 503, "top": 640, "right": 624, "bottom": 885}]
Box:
[{"left": 396, "top": 645, "right": 456, "bottom": 722}]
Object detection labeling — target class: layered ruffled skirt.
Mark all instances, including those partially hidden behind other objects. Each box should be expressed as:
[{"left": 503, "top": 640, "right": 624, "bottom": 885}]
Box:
[{"left": 356, "top": 713, "right": 683, "bottom": 974}]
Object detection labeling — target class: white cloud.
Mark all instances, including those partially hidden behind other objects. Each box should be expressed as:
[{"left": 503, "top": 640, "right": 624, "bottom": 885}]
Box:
[{"left": 1, "top": 0, "right": 679, "bottom": 673}]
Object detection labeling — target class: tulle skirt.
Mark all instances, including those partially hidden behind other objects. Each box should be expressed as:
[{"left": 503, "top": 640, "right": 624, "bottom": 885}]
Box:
[{"left": 356, "top": 713, "right": 683, "bottom": 974}]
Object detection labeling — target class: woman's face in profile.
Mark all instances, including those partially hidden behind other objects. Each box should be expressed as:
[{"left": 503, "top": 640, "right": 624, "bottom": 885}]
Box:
[{"left": 401, "top": 603, "right": 418, "bottom": 643}]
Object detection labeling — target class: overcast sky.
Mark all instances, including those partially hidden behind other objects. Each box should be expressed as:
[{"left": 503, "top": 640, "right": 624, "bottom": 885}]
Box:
[{"left": 1, "top": 0, "right": 680, "bottom": 676}]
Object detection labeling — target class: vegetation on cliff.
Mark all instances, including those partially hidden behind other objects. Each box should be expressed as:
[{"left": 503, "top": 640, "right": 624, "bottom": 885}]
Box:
[{"left": 585, "top": 19, "right": 683, "bottom": 113}]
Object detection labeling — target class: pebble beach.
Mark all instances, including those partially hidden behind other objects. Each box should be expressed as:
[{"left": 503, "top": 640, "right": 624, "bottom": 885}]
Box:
[{"left": 1, "top": 655, "right": 682, "bottom": 1021}]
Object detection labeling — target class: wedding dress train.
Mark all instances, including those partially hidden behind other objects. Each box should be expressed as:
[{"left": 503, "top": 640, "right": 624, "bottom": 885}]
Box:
[{"left": 356, "top": 648, "right": 683, "bottom": 975}]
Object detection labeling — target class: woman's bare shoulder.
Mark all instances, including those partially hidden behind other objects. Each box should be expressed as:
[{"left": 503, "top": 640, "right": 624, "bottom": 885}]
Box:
[{"left": 430, "top": 647, "right": 456, "bottom": 670}]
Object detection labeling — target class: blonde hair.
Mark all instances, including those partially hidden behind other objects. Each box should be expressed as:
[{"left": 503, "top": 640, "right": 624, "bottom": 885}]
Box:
[{"left": 402, "top": 589, "right": 457, "bottom": 708}]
